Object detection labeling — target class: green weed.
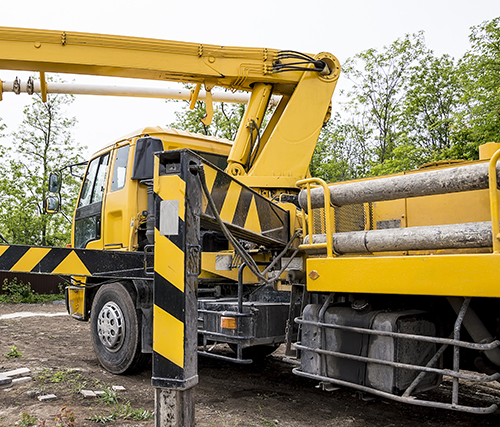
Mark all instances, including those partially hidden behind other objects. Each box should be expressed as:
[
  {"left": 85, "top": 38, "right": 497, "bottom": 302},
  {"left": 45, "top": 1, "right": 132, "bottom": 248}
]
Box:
[
  {"left": 89, "top": 388, "right": 153, "bottom": 424},
  {"left": 17, "top": 412, "right": 37, "bottom": 427},
  {"left": 5, "top": 345, "right": 22, "bottom": 358},
  {"left": 34, "top": 369, "right": 95, "bottom": 394},
  {"left": 99, "top": 388, "right": 119, "bottom": 405}
]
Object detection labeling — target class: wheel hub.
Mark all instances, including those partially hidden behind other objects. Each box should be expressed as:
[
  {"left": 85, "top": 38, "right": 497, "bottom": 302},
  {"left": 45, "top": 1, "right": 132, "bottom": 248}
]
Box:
[{"left": 97, "top": 301, "right": 124, "bottom": 352}]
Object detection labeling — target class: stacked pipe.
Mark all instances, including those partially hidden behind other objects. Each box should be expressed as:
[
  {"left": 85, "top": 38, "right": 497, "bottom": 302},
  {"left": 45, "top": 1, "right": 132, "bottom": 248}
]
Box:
[{"left": 298, "top": 162, "right": 499, "bottom": 253}]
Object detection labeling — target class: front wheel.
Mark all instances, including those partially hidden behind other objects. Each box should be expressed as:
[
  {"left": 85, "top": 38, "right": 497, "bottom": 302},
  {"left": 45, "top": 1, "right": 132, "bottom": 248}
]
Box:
[{"left": 90, "top": 282, "right": 149, "bottom": 374}]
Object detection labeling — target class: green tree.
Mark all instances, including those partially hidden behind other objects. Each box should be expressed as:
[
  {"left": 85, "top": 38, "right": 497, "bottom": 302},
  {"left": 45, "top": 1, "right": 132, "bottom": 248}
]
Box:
[
  {"left": 311, "top": 113, "right": 371, "bottom": 182},
  {"left": 341, "top": 32, "right": 429, "bottom": 168},
  {"left": 0, "top": 117, "right": 6, "bottom": 136},
  {"left": 460, "top": 17, "right": 500, "bottom": 147},
  {"left": 0, "top": 86, "right": 86, "bottom": 246},
  {"left": 168, "top": 94, "right": 246, "bottom": 140},
  {"left": 402, "top": 54, "right": 464, "bottom": 161},
  {"left": 313, "top": 29, "right": 483, "bottom": 181}
]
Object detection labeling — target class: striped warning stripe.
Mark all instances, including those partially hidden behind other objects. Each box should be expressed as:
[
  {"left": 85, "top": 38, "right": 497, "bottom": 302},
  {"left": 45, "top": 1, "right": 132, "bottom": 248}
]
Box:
[
  {"left": 201, "top": 162, "right": 290, "bottom": 246},
  {"left": 152, "top": 173, "right": 188, "bottom": 384},
  {"left": 0, "top": 244, "right": 150, "bottom": 279}
]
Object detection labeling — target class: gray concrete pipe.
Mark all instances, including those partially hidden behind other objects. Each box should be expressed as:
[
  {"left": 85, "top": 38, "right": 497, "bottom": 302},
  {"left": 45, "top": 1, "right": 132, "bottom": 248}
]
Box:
[
  {"left": 447, "top": 297, "right": 500, "bottom": 367},
  {"left": 302, "top": 221, "right": 493, "bottom": 254},
  {"left": 298, "top": 162, "right": 497, "bottom": 210}
]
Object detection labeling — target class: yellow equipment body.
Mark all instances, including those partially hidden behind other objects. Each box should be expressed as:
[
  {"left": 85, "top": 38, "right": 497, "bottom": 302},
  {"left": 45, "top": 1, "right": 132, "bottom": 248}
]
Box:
[{"left": 1, "top": 25, "right": 500, "bottom": 418}]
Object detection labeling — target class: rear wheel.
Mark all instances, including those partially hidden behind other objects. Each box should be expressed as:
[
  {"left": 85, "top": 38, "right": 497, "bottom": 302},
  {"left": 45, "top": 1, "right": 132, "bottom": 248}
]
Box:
[{"left": 90, "top": 282, "right": 149, "bottom": 374}]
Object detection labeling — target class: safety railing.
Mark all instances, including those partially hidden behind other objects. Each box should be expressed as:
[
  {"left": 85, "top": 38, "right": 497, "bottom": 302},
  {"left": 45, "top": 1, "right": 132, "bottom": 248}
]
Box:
[
  {"left": 293, "top": 296, "right": 500, "bottom": 414},
  {"left": 488, "top": 148, "right": 500, "bottom": 254},
  {"left": 296, "top": 178, "right": 334, "bottom": 258}
]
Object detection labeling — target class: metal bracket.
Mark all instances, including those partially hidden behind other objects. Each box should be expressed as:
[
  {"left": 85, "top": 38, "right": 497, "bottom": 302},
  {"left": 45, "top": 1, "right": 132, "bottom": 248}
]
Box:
[
  {"left": 187, "top": 244, "right": 201, "bottom": 277},
  {"left": 144, "top": 244, "right": 154, "bottom": 276}
]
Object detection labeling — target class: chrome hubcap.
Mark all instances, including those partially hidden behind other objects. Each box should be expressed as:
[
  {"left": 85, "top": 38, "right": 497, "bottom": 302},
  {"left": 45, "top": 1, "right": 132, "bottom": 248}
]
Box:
[{"left": 97, "top": 301, "right": 124, "bottom": 352}]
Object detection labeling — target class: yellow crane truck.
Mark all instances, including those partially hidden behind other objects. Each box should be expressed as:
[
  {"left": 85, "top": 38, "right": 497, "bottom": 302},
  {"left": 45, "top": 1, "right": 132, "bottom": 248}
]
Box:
[{"left": 1, "top": 26, "right": 500, "bottom": 423}]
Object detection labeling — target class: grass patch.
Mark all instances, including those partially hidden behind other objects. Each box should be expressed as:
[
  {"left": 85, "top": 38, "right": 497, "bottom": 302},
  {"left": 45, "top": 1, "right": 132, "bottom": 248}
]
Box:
[
  {"left": 35, "top": 369, "right": 100, "bottom": 394},
  {"left": 89, "top": 388, "right": 153, "bottom": 423}
]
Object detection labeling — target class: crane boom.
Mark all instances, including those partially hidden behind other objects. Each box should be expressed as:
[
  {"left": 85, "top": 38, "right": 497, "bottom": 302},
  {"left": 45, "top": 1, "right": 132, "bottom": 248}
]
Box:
[
  {"left": 0, "top": 26, "right": 340, "bottom": 188},
  {"left": 0, "top": 26, "right": 324, "bottom": 93}
]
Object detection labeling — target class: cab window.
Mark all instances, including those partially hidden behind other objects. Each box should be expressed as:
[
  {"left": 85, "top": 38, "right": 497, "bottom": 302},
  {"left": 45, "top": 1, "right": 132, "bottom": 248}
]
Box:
[
  {"left": 79, "top": 154, "right": 110, "bottom": 207},
  {"left": 111, "top": 145, "right": 129, "bottom": 192}
]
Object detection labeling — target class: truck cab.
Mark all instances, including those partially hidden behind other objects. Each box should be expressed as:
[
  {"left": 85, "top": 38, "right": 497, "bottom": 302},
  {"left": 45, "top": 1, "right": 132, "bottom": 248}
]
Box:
[{"left": 73, "top": 126, "right": 232, "bottom": 252}]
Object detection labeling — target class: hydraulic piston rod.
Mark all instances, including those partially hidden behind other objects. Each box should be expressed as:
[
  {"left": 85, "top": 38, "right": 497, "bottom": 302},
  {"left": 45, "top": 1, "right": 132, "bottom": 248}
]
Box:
[
  {"left": 302, "top": 221, "right": 494, "bottom": 254},
  {"left": 298, "top": 162, "right": 499, "bottom": 210},
  {"left": 0, "top": 79, "right": 251, "bottom": 103}
]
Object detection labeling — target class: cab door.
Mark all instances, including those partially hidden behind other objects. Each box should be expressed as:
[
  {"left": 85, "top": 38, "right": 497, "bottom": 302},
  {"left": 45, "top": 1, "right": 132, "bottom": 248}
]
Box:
[
  {"left": 102, "top": 144, "right": 131, "bottom": 250},
  {"left": 73, "top": 152, "right": 110, "bottom": 249}
]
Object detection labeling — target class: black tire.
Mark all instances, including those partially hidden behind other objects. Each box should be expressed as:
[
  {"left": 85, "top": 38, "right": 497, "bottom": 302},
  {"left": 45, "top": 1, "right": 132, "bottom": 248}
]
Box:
[
  {"left": 229, "top": 343, "right": 280, "bottom": 360},
  {"left": 90, "top": 282, "right": 150, "bottom": 374}
]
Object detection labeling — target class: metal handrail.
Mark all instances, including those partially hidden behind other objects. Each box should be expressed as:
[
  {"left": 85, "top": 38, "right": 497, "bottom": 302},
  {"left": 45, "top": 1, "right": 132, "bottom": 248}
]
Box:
[
  {"left": 296, "top": 178, "right": 334, "bottom": 258},
  {"left": 488, "top": 148, "right": 500, "bottom": 253}
]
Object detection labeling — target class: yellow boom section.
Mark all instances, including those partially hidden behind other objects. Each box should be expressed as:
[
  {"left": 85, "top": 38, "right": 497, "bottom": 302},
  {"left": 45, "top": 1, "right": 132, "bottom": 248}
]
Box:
[
  {"left": 0, "top": 26, "right": 341, "bottom": 187},
  {"left": 0, "top": 27, "right": 305, "bottom": 94}
]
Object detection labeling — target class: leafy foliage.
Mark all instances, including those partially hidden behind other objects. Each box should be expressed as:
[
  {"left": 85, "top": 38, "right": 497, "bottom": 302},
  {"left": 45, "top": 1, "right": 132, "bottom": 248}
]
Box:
[
  {"left": 0, "top": 117, "right": 6, "bottom": 137},
  {"left": 0, "top": 80, "right": 86, "bottom": 246},
  {"left": 312, "top": 19, "right": 500, "bottom": 181},
  {"left": 460, "top": 17, "right": 500, "bottom": 146},
  {"left": 341, "top": 32, "right": 429, "bottom": 165},
  {"left": 17, "top": 412, "right": 37, "bottom": 427},
  {"left": 0, "top": 277, "right": 65, "bottom": 303},
  {"left": 5, "top": 345, "right": 23, "bottom": 358}
]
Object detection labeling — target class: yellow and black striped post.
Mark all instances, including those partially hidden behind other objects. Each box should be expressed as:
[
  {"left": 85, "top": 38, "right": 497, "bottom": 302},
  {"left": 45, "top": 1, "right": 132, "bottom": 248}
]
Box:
[{"left": 152, "top": 150, "right": 201, "bottom": 426}]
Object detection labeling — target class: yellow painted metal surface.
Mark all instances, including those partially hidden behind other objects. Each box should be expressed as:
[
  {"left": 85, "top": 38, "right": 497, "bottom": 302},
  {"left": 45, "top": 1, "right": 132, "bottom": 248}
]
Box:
[
  {"left": 67, "top": 287, "right": 85, "bottom": 318},
  {"left": 406, "top": 190, "right": 491, "bottom": 227},
  {"left": 51, "top": 251, "right": 91, "bottom": 276},
  {"left": 11, "top": 247, "right": 51, "bottom": 272},
  {"left": 0, "top": 245, "right": 91, "bottom": 276},
  {"left": 488, "top": 149, "right": 500, "bottom": 253},
  {"left": 153, "top": 305, "right": 184, "bottom": 369},
  {"left": 200, "top": 162, "right": 289, "bottom": 242},
  {"left": 373, "top": 199, "right": 406, "bottom": 229},
  {"left": 242, "top": 61, "right": 338, "bottom": 186},
  {"left": 102, "top": 140, "right": 134, "bottom": 250},
  {"left": 480, "top": 142, "right": 500, "bottom": 160},
  {"left": 154, "top": 229, "right": 186, "bottom": 292},
  {"left": 0, "top": 27, "right": 293, "bottom": 92},
  {"left": 306, "top": 254, "right": 500, "bottom": 298},
  {"left": 201, "top": 252, "right": 274, "bottom": 283},
  {"left": 218, "top": 181, "right": 242, "bottom": 224},
  {"left": 227, "top": 83, "right": 272, "bottom": 174},
  {"left": 154, "top": 175, "right": 186, "bottom": 222},
  {"left": 244, "top": 197, "right": 262, "bottom": 234}
]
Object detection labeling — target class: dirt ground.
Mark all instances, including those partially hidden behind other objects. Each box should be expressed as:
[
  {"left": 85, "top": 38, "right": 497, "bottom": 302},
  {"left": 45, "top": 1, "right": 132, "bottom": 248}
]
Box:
[{"left": 1, "top": 303, "right": 500, "bottom": 427}]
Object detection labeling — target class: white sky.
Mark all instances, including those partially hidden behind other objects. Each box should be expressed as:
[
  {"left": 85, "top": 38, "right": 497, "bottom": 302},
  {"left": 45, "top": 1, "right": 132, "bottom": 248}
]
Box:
[{"left": 1, "top": 0, "right": 500, "bottom": 156}]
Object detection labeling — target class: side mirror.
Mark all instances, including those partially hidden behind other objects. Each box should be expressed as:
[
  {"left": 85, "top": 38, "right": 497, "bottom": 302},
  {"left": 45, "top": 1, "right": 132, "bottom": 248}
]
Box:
[
  {"left": 44, "top": 196, "right": 60, "bottom": 214},
  {"left": 48, "top": 172, "right": 62, "bottom": 193}
]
